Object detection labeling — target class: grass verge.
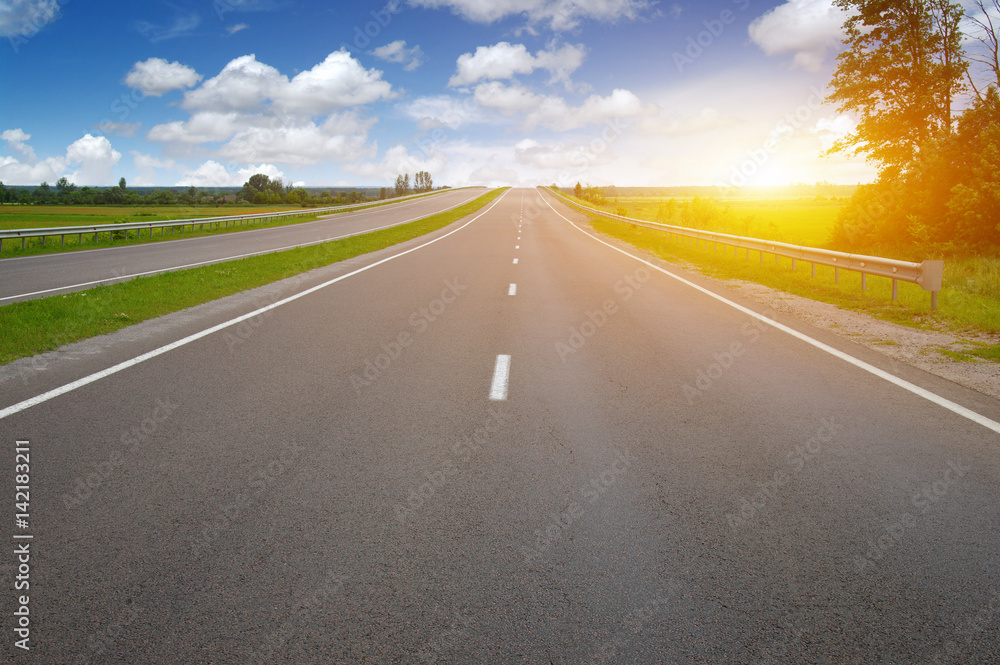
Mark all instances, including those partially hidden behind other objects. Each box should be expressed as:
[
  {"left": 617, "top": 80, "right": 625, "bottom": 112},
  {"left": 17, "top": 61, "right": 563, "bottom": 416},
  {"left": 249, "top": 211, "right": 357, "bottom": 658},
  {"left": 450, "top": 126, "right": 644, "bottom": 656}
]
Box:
[
  {"left": 576, "top": 209, "right": 1000, "bottom": 337},
  {"left": 0, "top": 190, "right": 454, "bottom": 258},
  {"left": 0, "top": 188, "right": 506, "bottom": 365}
]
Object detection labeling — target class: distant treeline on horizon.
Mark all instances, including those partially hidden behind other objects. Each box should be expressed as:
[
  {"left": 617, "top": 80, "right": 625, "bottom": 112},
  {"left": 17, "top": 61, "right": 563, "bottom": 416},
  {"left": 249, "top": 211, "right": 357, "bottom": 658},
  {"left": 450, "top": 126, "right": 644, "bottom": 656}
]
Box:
[{"left": 561, "top": 184, "right": 860, "bottom": 198}]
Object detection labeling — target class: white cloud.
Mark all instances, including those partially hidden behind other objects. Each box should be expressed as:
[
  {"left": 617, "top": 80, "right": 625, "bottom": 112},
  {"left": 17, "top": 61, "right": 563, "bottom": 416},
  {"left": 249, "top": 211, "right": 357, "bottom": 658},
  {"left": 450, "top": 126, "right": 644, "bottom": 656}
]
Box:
[
  {"left": 65, "top": 134, "right": 122, "bottom": 186},
  {"left": 449, "top": 41, "right": 585, "bottom": 88},
  {"left": 2, "top": 128, "right": 36, "bottom": 161},
  {"left": 513, "top": 138, "right": 615, "bottom": 170},
  {"left": 473, "top": 83, "right": 657, "bottom": 131},
  {"left": 175, "top": 161, "right": 285, "bottom": 187},
  {"left": 135, "top": 11, "right": 201, "bottom": 43},
  {"left": 371, "top": 40, "right": 425, "bottom": 71},
  {"left": 132, "top": 151, "right": 177, "bottom": 186},
  {"left": 473, "top": 81, "right": 544, "bottom": 115},
  {"left": 227, "top": 23, "right": 249, "bottom": 35},
  {"left": 182, "top": 55, "right": 284, "bottom": 112},
  {"left": 407, "top": 0, "right": 650, "bottom": 31},
  {"left": 94, "top": 121, "right": 142, "bottom": 138},
  {"left": 346, "top": 144, "right": 447, "bottom": 182},
  {"left": 181, "top": 51, "right": 396, "bottom": 115},
  {"left": 148, "top": 112, "right": 247, "bottom": 144},
  {"left": 217, "top": 112, "right": 377, "bottom": 166},
  {"left": 404, "top": 95, "right": 488, "bottom": 130},
  {"left": 0, "top": 0, "right": 60, "bottom": 38},
  {"left": 749, "top": 0, "right": 847, "bottom": 72},
  {"left": 281, "top": 51, "right": 397, "bottom": 114},
  {"left": 125, "top": 58, "right": 203, "bottom": 97},
  {"left": 639, "top": 108, "right": 741, "bottom": 136}
]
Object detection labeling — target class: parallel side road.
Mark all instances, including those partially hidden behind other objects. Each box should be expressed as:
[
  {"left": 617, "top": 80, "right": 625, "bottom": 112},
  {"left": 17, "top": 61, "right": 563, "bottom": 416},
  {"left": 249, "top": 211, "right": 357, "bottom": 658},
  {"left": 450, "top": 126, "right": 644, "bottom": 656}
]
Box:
[
  {"left": 0, "top": 187, "right": 486, "bottom": 303},
  {"left": 1, "top": 188, "right": 999, "bottom": 662}
]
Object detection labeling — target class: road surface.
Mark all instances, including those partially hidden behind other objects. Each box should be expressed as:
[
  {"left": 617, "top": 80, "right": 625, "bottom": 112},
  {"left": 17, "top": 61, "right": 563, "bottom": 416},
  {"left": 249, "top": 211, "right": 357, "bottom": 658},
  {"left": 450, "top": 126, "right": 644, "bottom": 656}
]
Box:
[
  {"left": 0, "top": 188, "right": 486, "bottom": 303},
  {"left": 1, "top": 187, "right": 999, "bottom": 663}
]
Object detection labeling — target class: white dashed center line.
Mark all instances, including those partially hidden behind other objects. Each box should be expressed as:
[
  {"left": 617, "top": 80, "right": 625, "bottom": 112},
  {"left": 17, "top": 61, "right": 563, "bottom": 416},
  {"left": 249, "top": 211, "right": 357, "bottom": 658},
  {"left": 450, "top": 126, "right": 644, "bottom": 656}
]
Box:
[
  {"left": 489, "top": 355, "right": 511, "bottom": 401},
  {"left": 513, "top": 258, "right": 518, "bottom": 264},
  {"left": 508, "top": 283, "right": 517, "bottom": 295}
]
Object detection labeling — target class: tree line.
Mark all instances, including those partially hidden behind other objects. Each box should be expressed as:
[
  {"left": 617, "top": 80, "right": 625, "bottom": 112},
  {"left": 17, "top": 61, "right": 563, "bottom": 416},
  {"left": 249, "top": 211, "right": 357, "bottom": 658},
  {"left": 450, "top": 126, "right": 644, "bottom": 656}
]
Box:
[
  {"left": 0, "top": 171, "right": 440, "bottom": 207},
  {"left": 828, "top": 0, "right": 1000, "bottom": 255}
]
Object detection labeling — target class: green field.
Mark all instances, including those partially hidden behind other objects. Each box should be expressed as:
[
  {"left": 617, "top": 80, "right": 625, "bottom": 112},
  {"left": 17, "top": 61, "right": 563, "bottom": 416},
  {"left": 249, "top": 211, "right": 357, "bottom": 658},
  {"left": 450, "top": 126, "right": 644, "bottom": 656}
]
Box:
[
  {"left": 0, "top": 204, "right": 305, "bottom": 229},
  {"left": 558, "top": 191, "right": 1000, "bottom": 341},
  {"left": 575, "top": 195, "right": 845, "bottom": 247},
  {"left": 0, "top": 188, "right": 505, "bottom": 365}
]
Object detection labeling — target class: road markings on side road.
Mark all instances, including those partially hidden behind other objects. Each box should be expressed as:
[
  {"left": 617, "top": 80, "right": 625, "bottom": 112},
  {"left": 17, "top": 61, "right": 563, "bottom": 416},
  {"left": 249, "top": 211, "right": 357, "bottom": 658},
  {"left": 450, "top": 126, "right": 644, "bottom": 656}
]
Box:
[
  {"left": 509, "top": 284, "right": 517, "bottom": 296},
  {"left": 490, "top": 355, "right": 511, "bottom": 401},
  {"left": 0, "top": 193, "right": 483, "bottom": 303},
  {"left": 539, "top": 190, "right": 1000, "bottom": 437},
  {"left": 0, "top": 190, "right": 512, "bottom": 421}
]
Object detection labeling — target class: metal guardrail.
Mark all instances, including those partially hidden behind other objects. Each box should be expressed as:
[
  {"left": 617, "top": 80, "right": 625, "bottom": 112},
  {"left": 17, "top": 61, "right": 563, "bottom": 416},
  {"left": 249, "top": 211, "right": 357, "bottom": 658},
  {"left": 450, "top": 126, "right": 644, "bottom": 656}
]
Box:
[
  {"left": 0, "top": 189, "right": 453, "bottom": 252},
  {"left": 547, "top": 188, "right": 945, "bottom": 309}
]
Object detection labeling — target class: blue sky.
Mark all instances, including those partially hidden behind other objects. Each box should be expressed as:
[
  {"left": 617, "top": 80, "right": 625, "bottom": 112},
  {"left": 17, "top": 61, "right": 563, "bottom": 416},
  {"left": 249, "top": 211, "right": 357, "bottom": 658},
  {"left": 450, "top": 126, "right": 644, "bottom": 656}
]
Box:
[{"left": 0, "top": 0, "right": 977, "bottom": 188}]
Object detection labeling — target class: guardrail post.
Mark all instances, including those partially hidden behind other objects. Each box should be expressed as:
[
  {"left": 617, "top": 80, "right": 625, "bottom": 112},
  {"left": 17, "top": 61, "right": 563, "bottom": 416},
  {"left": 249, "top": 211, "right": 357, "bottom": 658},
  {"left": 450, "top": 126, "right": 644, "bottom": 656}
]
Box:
[
  {"left": 41, "top": 235, "right": 45, "bottom": 247},
  {"left": 61, "top": 235, "right": 65, "bottom": 247},
  {"left": 791, "top": 258, "right": 796, "bottom": 272},
  {"left": 811, "top": 263, "right": 815, "bottom": 278},
  {"left": 891, "top": 279, "right": 898, "bottom": 302},
  {"left": 861, "top": 273, "right": 867, "bottom": 291},
  {"left": 835, "top": 267, "right": 839, "bottom": 284}
]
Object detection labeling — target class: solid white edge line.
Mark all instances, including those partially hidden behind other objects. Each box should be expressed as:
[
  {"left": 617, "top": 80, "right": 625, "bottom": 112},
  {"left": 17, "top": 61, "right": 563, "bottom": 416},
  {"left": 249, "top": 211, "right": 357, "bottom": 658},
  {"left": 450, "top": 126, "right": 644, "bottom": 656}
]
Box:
[
  {"left": 490, "top": 354, "right": 511, "bottom": 401},
  {"left": 538, "top": 189, "right": 1000, "bottom": 437},
  {"left": 0, "top": 189, "right": 511, "bottom": 421},
  {"left": 0, "top": 191, "right": 484, "bottom": 302}
]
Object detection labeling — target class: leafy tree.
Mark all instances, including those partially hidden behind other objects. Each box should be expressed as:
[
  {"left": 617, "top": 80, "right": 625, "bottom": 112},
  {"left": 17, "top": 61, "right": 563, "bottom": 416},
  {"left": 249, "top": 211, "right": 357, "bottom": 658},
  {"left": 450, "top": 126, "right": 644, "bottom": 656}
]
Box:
[
  {"left": 119, "top": 177, "right": 127, "bottom": 190},
  {"left": 574, "top": 182, "right": 583, "bottom": 198},
  {"left": 394, "top": 173, "right": 410, "bottom": 197},
  {"left": 827, "top": 0, "right": 967, "bottom": 177}
]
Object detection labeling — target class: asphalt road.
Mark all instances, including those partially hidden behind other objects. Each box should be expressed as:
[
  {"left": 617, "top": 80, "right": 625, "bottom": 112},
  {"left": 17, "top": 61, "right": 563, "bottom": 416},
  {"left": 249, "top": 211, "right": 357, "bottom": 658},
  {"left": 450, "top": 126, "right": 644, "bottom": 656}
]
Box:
[
  {"left": 0, "top": 187, "right": 486, "bottom": 303},
  {"left": 2, "top": 187, "right": 1000, "bottom": 663}
]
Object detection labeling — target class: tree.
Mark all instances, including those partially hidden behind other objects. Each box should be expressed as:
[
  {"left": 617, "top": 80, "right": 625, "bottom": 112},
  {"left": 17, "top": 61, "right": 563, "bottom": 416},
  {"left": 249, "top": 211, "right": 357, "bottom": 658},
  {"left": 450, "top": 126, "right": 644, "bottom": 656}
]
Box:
[
  {"left": 413, "top": 171, "right": 434, "bottom": 192},
  {"left": 55, "top": 177, "right": 76, "bottom": 198},
  {"left": 394, "top": 173, "right": 410, "bottom": 197},
  {"left": 574, "top": 182, "right": 583, "bottom": 198},
  {"left": 119, "top": 177, "right": 127, "bottom": 190},
  {"left": 827, "top": 0, "right": 967, "bottom": 177},
  {"left": 966, "top": 0, "right": 1000, "bottom": 97}
]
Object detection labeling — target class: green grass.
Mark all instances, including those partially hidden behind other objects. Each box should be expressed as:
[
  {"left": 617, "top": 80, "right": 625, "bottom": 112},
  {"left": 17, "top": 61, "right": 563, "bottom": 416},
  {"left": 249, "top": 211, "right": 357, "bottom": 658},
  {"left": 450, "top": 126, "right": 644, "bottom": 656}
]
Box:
[
  {"left": 576, "top": 209, "right": 1000, "bottom": 337},
  {"left": 576, "top": 195, "right": 843, "bottom": 247},
  {"left": 0, "top": 204, "right": 307, "bottom": 229},
  {"left": 0, "top": 188, "right": 506, "bottom": 365},
  {"left": 0, "top": 192, "right": 451, "bottom": 257}
]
